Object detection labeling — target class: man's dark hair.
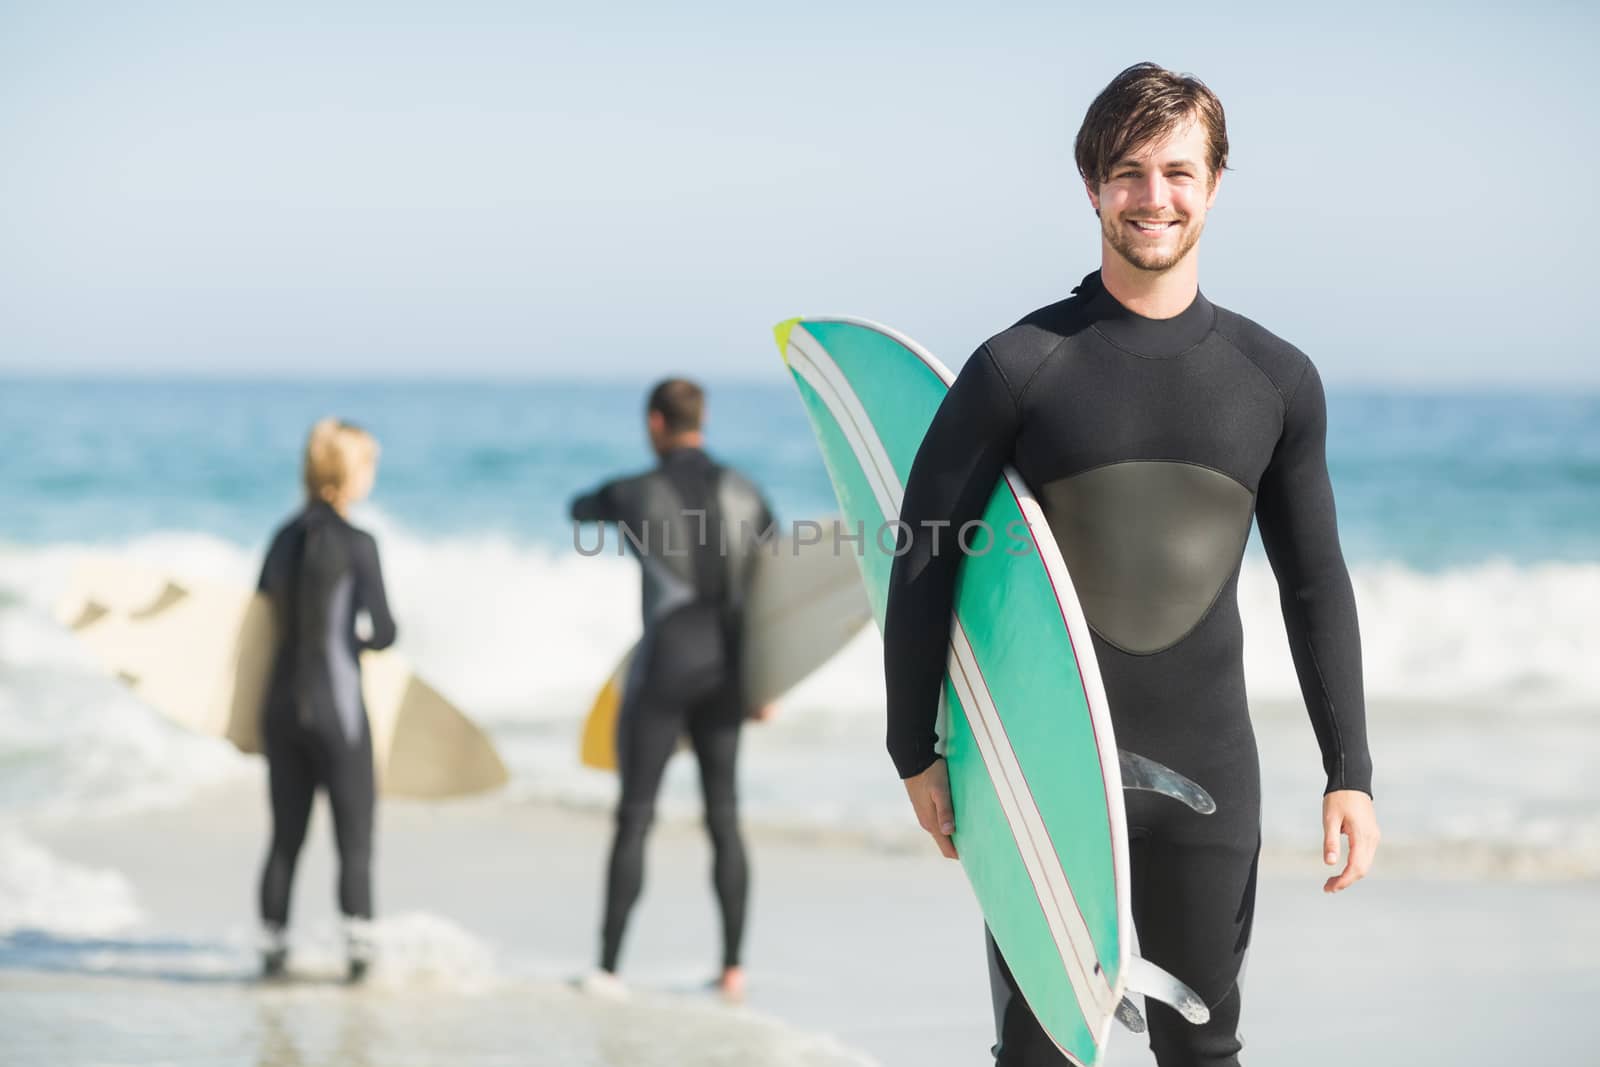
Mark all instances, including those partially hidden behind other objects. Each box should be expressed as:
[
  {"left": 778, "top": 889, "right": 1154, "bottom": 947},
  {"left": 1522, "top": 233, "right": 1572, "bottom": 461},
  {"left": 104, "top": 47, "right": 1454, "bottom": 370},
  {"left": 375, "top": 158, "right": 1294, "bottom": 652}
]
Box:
[
  {"left": 1074, "top": 62, "right": 1229, "bottom": 187},
  {"left": 646, "top": 378, "right": 704, "bottom": 433}
]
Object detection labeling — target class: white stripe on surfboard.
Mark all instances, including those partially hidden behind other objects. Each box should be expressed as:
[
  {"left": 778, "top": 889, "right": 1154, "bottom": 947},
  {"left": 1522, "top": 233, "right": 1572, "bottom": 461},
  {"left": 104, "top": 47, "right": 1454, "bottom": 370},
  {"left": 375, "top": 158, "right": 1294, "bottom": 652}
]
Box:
[
  {"left": 785, "top": 330, "right": 900, "bottom": 520},
  {"left": 944, "top": 625, "right": 1117, "bottom": 1021},
  {"left": 785, "top": 324, "right": 1118, "bottom": 1033}
]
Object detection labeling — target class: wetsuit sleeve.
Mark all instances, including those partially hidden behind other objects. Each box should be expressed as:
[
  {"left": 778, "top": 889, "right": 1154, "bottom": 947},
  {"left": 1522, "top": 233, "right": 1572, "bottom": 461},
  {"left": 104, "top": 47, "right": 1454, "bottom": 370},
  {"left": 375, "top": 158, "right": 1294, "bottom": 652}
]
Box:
[
  {"left": 351, "top": 531, "right": 398, "bottom": 652},
  {"left": 883, "top": 345, "right": 1023, "bottom": 779},
  {"left": 570, "top": 482, "right": 619, "bottom": 523},
  {"left": 1255, "top": 362, "right": 1372, "bottom": 796},
  {"left": 257, "top": 525, "right": 292, "bottom": 597},
  {"left": 758, "top": 492, "right": 777, "bottom": 541}
]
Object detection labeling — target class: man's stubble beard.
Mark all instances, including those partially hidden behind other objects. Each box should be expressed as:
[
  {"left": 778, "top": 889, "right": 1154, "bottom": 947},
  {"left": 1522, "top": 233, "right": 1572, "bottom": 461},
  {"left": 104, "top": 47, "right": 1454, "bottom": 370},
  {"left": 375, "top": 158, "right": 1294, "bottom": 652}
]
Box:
[{"left": 1100, "top": 210, "right": 1207, "bottom": 274}]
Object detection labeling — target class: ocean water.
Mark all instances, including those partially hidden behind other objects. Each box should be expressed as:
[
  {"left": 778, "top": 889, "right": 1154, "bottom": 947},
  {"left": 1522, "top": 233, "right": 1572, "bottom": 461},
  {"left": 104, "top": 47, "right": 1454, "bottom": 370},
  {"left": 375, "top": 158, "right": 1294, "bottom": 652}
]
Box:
[
  {"left": 1, "top": 377, "right": 1597, "bottom": 892},
  {"left": 4, "top": 380, "right": 1599, "bottom": 565}
]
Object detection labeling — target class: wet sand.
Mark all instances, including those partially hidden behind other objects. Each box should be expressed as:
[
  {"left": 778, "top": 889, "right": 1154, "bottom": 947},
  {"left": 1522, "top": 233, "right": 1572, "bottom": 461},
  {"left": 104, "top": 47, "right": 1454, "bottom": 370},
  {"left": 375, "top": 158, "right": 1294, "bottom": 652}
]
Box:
[{"left": 6, "top": 775, "right": 1599, "bottom": 1065}]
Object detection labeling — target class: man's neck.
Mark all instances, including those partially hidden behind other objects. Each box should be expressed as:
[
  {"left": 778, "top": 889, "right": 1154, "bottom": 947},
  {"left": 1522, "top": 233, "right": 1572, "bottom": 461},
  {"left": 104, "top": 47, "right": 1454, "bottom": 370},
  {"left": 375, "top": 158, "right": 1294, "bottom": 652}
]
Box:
[
  {"left": 656, "top": 432, "right": 704, "bottom": 456},
  {"left": 1099, "top": 246, "right": 1201, "bottom": 319}
]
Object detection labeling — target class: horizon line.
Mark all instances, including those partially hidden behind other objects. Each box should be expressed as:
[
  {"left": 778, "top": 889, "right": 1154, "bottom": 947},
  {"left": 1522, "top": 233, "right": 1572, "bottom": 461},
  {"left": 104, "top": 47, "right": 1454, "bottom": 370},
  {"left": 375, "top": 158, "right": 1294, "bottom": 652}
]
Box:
[{"left": 3, "top": 370, "right": 1599, "bottom": 397}]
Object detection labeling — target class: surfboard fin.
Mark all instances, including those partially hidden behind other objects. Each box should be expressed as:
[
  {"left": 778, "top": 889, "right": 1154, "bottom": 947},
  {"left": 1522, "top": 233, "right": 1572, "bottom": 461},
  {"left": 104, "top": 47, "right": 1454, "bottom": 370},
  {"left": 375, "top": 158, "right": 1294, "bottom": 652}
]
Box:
[
  {"left": 1125, "top": 956, "right": 1210, "bottom": 1025},
  {"left": 1115, "top": 995, "right": 1147, "bottom": 1033},
  {"left": 129, "top": 581, "right": 190, "bottom": 620},
  {"left": 66, "top": 600, "right": 110, "bottom": 632},
  {"left": 1118, "top": 748, "right": 1217, "bottom": 814}
]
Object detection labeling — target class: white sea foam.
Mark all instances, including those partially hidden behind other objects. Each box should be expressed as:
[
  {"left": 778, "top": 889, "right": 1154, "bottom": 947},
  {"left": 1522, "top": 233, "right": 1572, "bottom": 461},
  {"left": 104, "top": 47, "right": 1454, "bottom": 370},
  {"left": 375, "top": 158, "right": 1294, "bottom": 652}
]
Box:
[
  {"left": 0, "top": 830, "right": 144, "bottom": 937},
  {"left": 2, "top": 524, "right": 1596, "bottom": 873}
]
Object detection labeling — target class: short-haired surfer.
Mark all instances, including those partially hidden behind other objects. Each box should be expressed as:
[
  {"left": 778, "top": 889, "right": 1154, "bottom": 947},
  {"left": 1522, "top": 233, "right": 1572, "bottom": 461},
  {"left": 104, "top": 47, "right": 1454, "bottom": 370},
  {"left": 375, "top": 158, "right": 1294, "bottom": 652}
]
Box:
[
  {"left": 570, "top": 379, "right": 778, "bottom": 1002},
  {"left": 884, "top": 63, "right": 1381, "bottom": 1064}
]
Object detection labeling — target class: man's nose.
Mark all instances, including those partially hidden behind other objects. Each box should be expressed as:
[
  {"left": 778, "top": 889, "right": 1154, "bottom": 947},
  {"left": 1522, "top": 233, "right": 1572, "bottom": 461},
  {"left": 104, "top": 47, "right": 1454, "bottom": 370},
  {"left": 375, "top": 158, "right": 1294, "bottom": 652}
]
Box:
[{"left": 1136, "top": 171, "right": 1170, "bottom": 209}]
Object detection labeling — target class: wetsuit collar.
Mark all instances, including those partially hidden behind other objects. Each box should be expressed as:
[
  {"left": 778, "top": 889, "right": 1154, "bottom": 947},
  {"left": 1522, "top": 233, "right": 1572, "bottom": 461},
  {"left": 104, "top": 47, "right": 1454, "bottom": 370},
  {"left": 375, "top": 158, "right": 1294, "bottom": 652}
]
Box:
[
  {"left": 659, "top": 444, "right": 708, "bottom": 465},
  {"left": 1074, "top": 270, "right": 1216, "bottom": 358},
  {"left": 305, "top": 498, "right": 341, "bottom": 521}
]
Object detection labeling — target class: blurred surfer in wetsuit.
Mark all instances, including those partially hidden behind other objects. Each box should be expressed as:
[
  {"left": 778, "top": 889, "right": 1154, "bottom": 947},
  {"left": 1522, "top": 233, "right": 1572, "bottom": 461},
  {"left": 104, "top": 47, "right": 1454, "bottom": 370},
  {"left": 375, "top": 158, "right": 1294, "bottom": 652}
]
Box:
[
  {"left": 257, "top": 418, "right": 397, "bottom": 982},
  {"left": 570, "top": 378, "right": 777, "bottom": 1001}
]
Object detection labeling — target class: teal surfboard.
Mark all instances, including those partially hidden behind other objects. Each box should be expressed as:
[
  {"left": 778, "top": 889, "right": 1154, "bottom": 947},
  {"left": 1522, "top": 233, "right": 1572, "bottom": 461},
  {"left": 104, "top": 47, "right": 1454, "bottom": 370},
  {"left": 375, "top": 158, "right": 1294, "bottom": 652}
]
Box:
[{"left": 776, "top": 317, "right": 1207, "bottom": 1064}]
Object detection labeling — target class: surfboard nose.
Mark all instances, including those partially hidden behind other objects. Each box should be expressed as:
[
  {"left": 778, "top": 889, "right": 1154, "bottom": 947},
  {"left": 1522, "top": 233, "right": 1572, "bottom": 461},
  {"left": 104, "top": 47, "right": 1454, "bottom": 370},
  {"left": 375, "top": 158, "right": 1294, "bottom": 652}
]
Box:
[{"left": 772, "top": 318, "right": 803, "bottom": 365}]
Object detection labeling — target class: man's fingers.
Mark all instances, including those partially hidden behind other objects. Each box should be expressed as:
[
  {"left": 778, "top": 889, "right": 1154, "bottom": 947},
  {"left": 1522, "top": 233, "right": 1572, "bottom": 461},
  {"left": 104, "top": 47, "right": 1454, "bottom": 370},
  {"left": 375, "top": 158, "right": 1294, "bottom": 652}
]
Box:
[
  {"left": 904, "top": 762, "right": 958, "bottom": 860},
  {"left": 1326, "top": 857, "right": 1364, "bottom": 892},
  {"left": 1324, "top": 824, "right": 1375, "bottom": 893},
  {"left": 932, "top": 785, "right": 955, "bottom": 836},
  {"left": 929, "top": 784, "right": 957, "bottom": 859},
  {"left": 1357, "top": 826, "right": 1380, "bottom": 872},
  {"left": 1328, "top": 863, "right": 1356, "bottom": 891},
  {"left": 1349, "top": 822, "right": 1378, "bottom": 880},
  {"left": 1323, "top": 850, "right": 1361, "bottom": 892},
  {"left": 910, "top": 782, "right": 954, "bottom": 837},
  {"left": 1320, "top": 793, "right": 1380, "bottom": 894}
]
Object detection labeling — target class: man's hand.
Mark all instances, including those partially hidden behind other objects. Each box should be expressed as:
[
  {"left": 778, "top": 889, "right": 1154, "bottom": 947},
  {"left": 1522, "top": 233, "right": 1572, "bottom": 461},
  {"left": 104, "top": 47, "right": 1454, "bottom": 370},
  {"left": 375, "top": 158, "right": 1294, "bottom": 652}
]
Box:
[
  {"left": 904, "top": 759, "right": 958, "bottom": 860},
  {"left": 1322, "top": 790, "right": 1380, "bottom": 893},
  {"left": 749, "top": 703, "right": 778, "bottom": 723}
]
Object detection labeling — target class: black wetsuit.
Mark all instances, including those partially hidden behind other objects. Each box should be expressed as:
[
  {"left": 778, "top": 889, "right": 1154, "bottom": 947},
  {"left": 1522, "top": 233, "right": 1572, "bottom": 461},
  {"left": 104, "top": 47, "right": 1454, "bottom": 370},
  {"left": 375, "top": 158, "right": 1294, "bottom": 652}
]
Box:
[
  {"left": 884, "top": 272, "right": 1372, "bottom": 1066},
  {"left": 257, "top": 500, "right": 396, "bottom": 930},
  {"left": 573, "top": 446, "right": 775, "bottom": 973}
]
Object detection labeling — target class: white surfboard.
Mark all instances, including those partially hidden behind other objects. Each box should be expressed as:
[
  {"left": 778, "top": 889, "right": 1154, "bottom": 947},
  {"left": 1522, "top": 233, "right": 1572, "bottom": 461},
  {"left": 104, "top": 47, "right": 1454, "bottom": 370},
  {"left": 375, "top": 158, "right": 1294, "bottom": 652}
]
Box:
[
  {"left": 580, "top": 523, "right": 872, "bottom": 770},
  {"left": 56, "top": 556, "right": 508, "bottom": 799}
]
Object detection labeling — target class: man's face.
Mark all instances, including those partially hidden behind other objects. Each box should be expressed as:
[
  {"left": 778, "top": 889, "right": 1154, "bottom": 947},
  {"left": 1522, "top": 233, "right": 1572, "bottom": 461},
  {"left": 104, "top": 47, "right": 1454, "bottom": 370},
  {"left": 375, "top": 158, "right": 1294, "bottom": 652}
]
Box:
[{"left": 1087, "top": 115, "right": 1219, "bottom": 274}]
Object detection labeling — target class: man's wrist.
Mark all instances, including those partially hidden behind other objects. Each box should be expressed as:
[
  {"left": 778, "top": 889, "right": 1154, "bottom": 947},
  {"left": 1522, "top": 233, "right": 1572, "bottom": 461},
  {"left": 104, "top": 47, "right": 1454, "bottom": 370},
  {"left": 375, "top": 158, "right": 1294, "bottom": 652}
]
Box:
[{"left": 895, "top": 750, "right": 941, "bottom": 780}]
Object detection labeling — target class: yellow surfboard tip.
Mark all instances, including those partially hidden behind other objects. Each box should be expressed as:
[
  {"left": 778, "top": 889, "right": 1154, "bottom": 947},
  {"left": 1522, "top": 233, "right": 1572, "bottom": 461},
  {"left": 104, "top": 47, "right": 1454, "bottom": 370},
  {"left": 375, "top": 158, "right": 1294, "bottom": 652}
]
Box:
[
  {"left": 579, "top": 676, "right": 622, "bottom": 771},
  {"left": 773, "top": 318, "right": 802, "bottom": 366}
]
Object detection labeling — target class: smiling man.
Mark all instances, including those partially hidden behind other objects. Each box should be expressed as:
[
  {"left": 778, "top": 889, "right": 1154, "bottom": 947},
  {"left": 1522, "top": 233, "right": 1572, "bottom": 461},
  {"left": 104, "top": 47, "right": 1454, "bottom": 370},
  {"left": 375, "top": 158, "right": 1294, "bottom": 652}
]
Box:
[{"left": 883, "top": 63, "right": 1381, "bottom": 1065}]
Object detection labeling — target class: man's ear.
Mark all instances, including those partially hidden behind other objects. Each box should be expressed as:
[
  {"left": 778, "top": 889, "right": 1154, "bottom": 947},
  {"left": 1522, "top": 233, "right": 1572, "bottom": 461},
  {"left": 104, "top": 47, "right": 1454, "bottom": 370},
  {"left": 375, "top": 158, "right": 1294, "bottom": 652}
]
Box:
[
  {"left": 1206, "top": 170, "right": 1222, "bottom": 210},
  {"left": 1085, "top": 179, "right": 1102, "bottom": 218}
]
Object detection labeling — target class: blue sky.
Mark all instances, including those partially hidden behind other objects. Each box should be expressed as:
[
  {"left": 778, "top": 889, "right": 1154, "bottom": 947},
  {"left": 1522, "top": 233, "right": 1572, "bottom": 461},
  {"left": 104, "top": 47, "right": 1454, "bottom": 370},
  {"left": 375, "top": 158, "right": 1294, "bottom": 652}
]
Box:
[{"left": 1, "top": 2, "right": 1594, "bottom": 385}]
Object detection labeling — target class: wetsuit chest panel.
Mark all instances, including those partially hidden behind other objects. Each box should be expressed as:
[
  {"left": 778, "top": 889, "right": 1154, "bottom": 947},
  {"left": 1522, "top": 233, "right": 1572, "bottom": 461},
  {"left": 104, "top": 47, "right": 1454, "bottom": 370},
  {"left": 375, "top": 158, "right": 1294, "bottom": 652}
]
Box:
[
  {"left": 1012, "top": 337, "right": 1286, "bottom": 493},
  {"left": 1037, "top": 461, "right": 1255, "bottom": 654}
]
